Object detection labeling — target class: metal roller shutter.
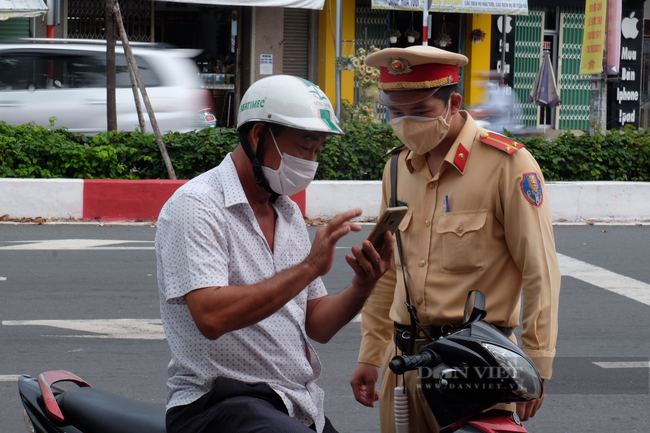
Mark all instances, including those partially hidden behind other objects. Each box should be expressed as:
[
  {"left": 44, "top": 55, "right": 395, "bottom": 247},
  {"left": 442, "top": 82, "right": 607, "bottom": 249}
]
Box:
[
  {"left": 557, "top": 7, "right": 591, "bottom": 130},
  {"left": 513, "top": 7, "right": 544, "bottom": 128},
  {"left": 283, "top": 8, "right": 309, "bottom": 79},
  {"left": 0, "top": 18, "right": 30, "bottom": 41}
]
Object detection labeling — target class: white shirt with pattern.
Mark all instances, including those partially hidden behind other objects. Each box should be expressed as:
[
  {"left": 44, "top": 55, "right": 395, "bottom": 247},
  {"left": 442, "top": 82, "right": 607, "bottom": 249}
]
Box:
[{"left": 156, "top": 154, "right": 328, "bottom": 432}]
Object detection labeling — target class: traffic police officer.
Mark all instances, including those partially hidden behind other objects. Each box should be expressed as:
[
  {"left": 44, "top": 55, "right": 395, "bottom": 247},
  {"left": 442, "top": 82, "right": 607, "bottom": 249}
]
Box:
[{"left": 349, "top": 45, "right": 561, "bottom": 433}]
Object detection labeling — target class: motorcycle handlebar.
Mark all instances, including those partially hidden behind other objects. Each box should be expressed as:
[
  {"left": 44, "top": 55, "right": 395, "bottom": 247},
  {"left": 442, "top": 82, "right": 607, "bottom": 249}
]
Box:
[{"left": 389, "top": 349, "right": 435, "bottom": 375}]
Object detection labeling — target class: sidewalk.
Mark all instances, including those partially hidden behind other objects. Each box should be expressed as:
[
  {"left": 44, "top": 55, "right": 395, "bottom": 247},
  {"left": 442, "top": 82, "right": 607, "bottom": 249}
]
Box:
[{"left": 1, "top": 179, "right": 649, "bottom": 222}]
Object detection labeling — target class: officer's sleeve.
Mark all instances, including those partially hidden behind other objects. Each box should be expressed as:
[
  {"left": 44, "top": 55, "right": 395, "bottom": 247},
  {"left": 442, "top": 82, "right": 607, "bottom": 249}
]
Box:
[
  {"left": 499, "top": 149, "right": 561, "bottom": 379},
  {"left": 358, "top": 161, "right": 398, "bottom": 367}
]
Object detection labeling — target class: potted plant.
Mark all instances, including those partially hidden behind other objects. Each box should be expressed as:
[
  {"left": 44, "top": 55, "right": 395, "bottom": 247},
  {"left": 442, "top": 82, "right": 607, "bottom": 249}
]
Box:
[
  {"left": 433, "top": 33, "right": 452, "bottom": 48},
  {"left": 385, "top": 28, "right": 401, "bottom": 44},
  {"left": 385, "top": 12, "right": 401, "bottom": 44},
  {"left": 349, "top": 46, "right": 381, "bottom": 104},
  {"left": 471, "top": 28, "right": 486, "bottom": 44},
  {"left": 335, "top": 56, "right": 352, "bottom": 71},
  {"left": 405, "top": 12, "right": 420, "bottom": 43},
  {"left": 405, "top": 29, "right": 420, "bottom": 43}
]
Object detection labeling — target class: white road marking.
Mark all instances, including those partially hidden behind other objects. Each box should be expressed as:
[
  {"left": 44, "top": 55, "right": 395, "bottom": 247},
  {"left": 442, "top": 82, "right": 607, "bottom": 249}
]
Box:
[
  {"left": 593, "top": 362, "right": 650, "bottom": 369},
  {"left": 3, "top": 255, "right": 648, "bottom": 335},
  {"left": 349, "top": 254, "right": 650, "bottom": 325},
  {"left": 2, "top": 319, "right": 164, "bottom": 340},
  {"left": 558, "top": 253, "right": 650, "bottom": 307},
  {"left": 0, "top": 375, "right": 25, "bottom": 382},
  {"left": 0, "top": 239, "right": 154, "bottom": 250}
]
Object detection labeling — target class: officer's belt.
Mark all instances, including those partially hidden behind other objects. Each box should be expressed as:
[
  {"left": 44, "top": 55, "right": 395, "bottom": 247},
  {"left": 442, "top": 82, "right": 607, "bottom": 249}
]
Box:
[{"left": 393, "top": 322, "right": 513, "bottom": 355}]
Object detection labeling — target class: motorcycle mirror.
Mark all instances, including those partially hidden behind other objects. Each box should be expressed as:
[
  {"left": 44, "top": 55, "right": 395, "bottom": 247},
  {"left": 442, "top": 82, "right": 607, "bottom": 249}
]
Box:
[{"left": 462, "top": 290, "right": 487, "bottom": 325}]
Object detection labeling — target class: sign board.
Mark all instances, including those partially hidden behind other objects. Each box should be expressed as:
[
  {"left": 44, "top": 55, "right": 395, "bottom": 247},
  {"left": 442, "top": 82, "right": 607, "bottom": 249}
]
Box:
[
  {"left": 260, "top": 54, "right": 273, "bottom": 75},
  {"left": 607, "top": 0, "right": 643, "bottom": 128},
  {"left": 606, "top": 0, "right": 622, "bottom": 74},
  {"left": 371, "top": 0, "right": 424, "bottom": 10},
  {"left": 371, "top": 0, "right": 528, "bottom": 15},
  {"left": 579, "top": 0, "right": 606, "bottom": 75},
  {"left": 156, "top": 0, "right": 325, "bottom": 9},
  {"left": 490, "top": 15, "right": 516, "bottom": 89}
]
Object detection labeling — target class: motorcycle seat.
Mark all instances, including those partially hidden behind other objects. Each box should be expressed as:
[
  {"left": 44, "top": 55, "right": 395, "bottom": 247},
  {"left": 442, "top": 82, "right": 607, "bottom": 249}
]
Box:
[{"left": 57, "top": 387, "right": 166, "bottom": 433}]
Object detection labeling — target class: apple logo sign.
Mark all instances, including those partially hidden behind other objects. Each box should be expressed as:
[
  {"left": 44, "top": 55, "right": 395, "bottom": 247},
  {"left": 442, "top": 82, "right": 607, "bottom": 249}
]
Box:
[
  {"left": 621, "top": 12, "right": 639, "bottom": 39},
  {"left": 497, "top": 16, "right": 513, "bottom": 34}
]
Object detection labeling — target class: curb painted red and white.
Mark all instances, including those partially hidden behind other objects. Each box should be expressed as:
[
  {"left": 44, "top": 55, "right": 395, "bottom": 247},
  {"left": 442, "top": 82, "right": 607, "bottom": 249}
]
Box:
[{"left": 0, "top": 179, "right": 649, "bottom": 222}]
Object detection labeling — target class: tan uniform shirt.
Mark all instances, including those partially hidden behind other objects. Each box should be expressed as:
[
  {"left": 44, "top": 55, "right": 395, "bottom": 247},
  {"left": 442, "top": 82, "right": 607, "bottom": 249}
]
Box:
[{"left": 359, "top": 112, "right": 560, "bottom": 379}]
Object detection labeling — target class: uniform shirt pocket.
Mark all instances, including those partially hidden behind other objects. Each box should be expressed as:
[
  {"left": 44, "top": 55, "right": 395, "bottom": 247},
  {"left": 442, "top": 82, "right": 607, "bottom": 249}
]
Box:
[
  {"left": 436, "top": 210, "right": 488, "bottom": 273},
  {"left": 393, "top": 210, "right": 412, "bottom": 267}
]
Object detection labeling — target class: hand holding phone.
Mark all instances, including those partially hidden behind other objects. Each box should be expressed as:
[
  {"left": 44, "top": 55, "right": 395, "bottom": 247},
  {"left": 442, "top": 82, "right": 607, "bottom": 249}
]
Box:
[{"left": 366, "top": 206, "right": 408, "bottom": 253}]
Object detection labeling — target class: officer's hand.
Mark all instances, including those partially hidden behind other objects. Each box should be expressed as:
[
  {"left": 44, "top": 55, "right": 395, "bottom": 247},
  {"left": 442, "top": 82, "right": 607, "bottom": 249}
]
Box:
[
  {"left": 305, "top": 209, "right": 363, "bottom": 277},
  {"left": 516, "top": 380, "right": 545, "bottom": 421},
  {"left": 350, "top": 362, "right": 380, "bottom": 407},
  {"left": 346, "top": 230, "right": 394, "bottom": 294}
]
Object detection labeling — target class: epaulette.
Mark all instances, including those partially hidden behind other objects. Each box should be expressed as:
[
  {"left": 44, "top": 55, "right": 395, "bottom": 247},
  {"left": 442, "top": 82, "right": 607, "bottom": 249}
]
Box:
[
  {"left": 478, "top": 131, "right": 524, "bottom": 155},
  {"left": 383, "top": 144, "right": 407, "bottom": 158}
]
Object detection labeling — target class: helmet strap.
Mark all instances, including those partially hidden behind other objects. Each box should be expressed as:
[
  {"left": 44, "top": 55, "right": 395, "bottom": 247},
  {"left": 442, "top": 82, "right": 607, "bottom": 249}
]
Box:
[{"left": 238, "top": 123, "right": 280, "bottom": 203}]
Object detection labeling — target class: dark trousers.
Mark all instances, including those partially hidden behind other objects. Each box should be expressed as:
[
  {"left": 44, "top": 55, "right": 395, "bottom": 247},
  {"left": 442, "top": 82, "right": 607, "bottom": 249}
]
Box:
[{"left": 166, "top": 377, "right": 339, "bottom": 433}]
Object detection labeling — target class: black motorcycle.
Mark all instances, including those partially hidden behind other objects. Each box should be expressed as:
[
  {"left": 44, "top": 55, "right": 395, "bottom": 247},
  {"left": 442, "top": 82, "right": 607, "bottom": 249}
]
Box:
[{"left": 19, "top": 291, "right": 542, "bottom": 433}]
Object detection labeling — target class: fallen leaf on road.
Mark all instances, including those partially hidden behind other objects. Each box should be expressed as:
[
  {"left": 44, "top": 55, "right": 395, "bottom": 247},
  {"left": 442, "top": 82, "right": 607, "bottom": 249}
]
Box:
[
  {"left": 601, "top": 230, "right": 607, "bottom": 233},
  {"left": 585, "top": 221, "right": 595, "bottom": 225},
  {"left": 0, "top": 214, "right": 8, "bottom": 221},
  {"left": 583, "top": 243, "right": 587, "bottom": 246},
  {"left": 636, "top": 223, "right": 643, "bottom": 226},
  {"left": 557, "top": 218, "right": 567, "bottom": 222},
  {"left": 98, "top": 223, "right": 112, "bottom": 227}
]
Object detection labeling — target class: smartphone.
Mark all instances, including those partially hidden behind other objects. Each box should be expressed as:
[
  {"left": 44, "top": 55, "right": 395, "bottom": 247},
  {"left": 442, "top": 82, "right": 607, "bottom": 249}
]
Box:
[{"left": 366, "top": 206, "right": 408, "bottom": 252}]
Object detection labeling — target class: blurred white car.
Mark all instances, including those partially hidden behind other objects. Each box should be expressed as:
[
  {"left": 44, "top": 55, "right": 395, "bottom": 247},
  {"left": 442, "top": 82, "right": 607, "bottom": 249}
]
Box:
[{"left": 0, "top": 41, "right": 213, "bottom": 134}]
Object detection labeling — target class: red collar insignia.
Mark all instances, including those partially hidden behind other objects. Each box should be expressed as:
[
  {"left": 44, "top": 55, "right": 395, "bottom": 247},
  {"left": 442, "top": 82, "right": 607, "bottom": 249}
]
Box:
[{"left": 454, "top": 143, "right": 469, "bottom": 171}]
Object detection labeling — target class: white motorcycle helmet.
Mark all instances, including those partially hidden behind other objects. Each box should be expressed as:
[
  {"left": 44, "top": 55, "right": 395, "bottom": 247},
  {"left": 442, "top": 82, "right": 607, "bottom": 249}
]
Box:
[
  {"left": 236, "top": 75, "right": 343, "bottom": 202},
  {"left": 237, "top": 75, "right": 344, "bottom": 135}
]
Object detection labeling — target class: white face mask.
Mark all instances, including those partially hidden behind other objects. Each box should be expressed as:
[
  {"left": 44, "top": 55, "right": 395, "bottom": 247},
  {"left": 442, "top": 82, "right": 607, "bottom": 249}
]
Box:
[
  {"left": 390, "top": 97, "right": 453, "bottom": 155},
  {"left": 261, "top": 129, "right": 319, "bottom": 197}
]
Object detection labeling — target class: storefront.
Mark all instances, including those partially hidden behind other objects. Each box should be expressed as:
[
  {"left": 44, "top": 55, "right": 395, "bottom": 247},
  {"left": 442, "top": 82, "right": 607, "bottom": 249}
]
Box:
[
  {"left": 34, "top": 0, "right": 319, "bottom": 128},
  {"left": 640, "top": 3, "right": 650, "bottom": 128},
  {"left": 345, "top": 0, "right": 527, "bottom": 122},
  {"left": 0, "top": 0, "right": 47, "bottom": 40}
]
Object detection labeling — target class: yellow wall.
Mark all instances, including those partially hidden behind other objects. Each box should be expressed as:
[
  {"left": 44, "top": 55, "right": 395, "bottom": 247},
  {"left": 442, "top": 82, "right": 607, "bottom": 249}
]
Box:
[
  {"left": 318, "top": 0, "right": 356, "bottom": 106},
  {"left": 463, "top": 14, "right": 492, "bottom": 107}
]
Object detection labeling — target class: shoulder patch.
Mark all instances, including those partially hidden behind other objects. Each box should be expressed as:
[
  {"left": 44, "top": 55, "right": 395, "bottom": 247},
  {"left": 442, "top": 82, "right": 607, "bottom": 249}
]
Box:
[
  {"left": 479, "top": 132, "right": 524, "bottom": 155},
  {"left": 521, "top": 172, "right": 543, "bottom": 207}
]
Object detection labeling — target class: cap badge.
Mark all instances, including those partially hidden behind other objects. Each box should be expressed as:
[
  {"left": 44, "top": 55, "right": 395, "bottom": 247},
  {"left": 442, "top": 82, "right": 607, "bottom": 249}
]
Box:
[{"left": 387, "top": 57, "right": 412, "bottom": 75}]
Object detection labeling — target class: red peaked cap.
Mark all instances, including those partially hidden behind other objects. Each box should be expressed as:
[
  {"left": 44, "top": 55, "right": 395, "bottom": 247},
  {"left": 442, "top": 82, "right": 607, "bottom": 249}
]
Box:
[{"left": 364, "top": 46, "right": 469, "bottom": 106}]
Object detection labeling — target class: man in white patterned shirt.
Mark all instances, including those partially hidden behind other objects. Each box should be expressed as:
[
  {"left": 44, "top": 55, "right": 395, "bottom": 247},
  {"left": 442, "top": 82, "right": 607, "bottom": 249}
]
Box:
[{"left": 156, "top": 75, "right": 394, "bottom": 433}]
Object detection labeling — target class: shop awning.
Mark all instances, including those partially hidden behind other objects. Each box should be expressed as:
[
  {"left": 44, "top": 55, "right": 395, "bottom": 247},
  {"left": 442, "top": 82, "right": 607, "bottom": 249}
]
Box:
[
  {"left": 0, "top": 0, "right": 48, "bottom": 20},
  {"left": 157, "top": 0, "right": 325, "bottom": 9},
  {"left": 371, "top": 0, "right": 528, "bottom": 15}
]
